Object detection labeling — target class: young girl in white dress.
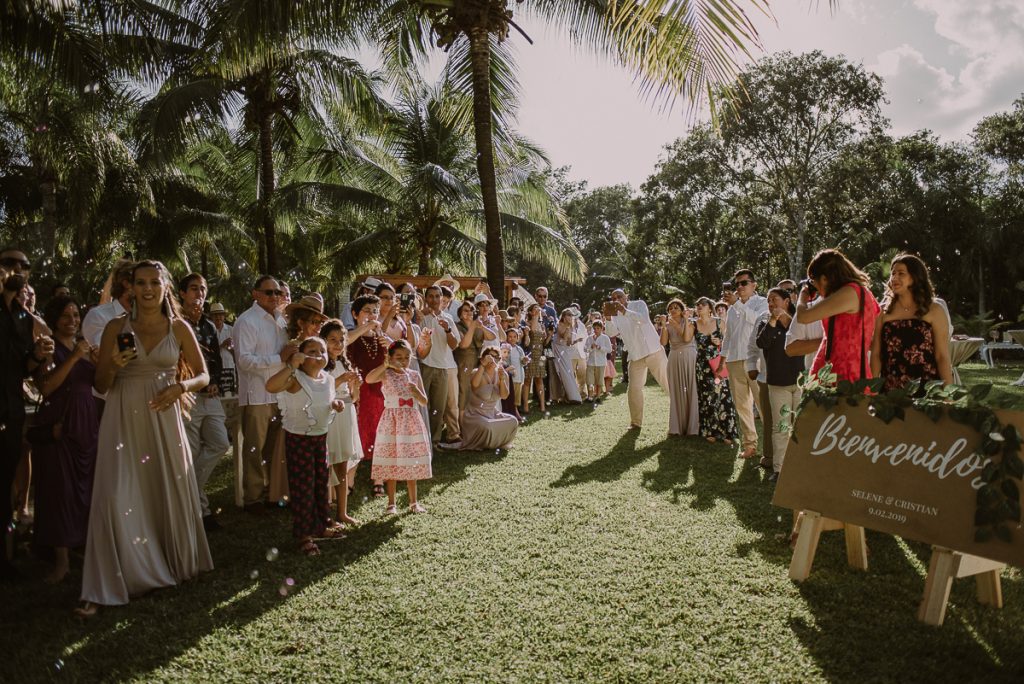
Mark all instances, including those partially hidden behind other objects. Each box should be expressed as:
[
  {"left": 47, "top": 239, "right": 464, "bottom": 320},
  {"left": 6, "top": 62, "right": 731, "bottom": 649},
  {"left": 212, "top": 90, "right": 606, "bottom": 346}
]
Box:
[{"left": 321, "top": 320, "right": 363, "bottom": 525}]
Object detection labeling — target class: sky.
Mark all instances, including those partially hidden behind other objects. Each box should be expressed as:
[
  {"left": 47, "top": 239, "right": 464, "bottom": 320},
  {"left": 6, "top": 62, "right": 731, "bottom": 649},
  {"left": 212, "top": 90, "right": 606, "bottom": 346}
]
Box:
[{"left": 498, "top": 0, "right": 1024, "bottom": 189}]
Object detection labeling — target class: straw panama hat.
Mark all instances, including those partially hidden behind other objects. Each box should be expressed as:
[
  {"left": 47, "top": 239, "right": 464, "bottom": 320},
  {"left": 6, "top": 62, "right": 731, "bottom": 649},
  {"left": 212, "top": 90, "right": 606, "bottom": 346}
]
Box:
[
  {"left": 433, "top": 273, "right": 462, "bottom": 292},
  {"left": 285, "top": 293, "right": 325, "bottom": 317},
  {"left": 209, "top": 302, "right": 227, "bottom": 315}
]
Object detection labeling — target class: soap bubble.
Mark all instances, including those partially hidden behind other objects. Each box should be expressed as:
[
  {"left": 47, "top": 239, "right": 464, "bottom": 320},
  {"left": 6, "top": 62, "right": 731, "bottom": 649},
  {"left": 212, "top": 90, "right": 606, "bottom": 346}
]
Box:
[
  {"left": 250, "top": 569, "right": 259, "bottom": 579},
  {"left": 265, "top": 547, "right": 279, "bottom": 562}
]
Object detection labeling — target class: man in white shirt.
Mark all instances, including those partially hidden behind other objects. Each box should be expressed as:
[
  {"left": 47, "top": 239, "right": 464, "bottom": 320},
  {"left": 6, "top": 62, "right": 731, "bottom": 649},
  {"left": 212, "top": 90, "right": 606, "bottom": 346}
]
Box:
[
  {"left": 567, "top": 306, "right": 588, "bottom": 397},
  {"left": 605, "top": 289, "right": 668, "bottom": 429},
  {"left": 81, "top": 259, "right": 134, "bottom": 347},
  {"left": 721, "top": 269, "right": 769, "bottom": 459},
  {"left": 232, "top": 275, "right": 288, "bottom": 512},
  {"left": 419, "top": 285, "right": 462, "bottom": 447}
]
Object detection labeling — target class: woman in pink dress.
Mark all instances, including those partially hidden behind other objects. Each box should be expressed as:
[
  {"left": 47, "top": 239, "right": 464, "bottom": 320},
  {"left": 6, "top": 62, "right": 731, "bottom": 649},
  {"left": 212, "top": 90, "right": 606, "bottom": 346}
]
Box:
[
  {"left": 796, "top": 248, "right": 880, "bottom": 383},
  {"left": 364, "top": 340, "right": 431, "bottom": 514}
]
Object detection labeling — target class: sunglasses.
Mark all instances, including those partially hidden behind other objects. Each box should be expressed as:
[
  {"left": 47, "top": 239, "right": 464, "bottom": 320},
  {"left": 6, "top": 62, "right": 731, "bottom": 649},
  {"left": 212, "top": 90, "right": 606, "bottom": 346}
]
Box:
[
  {"left": 734, "top": 279, "right": 752, "bottom": 287},
  {"left": 259, "top": 289, "right": 283, "bottom": 297},
  {"left": 0, "top": 257, "right": 31, "bottom": 270}
]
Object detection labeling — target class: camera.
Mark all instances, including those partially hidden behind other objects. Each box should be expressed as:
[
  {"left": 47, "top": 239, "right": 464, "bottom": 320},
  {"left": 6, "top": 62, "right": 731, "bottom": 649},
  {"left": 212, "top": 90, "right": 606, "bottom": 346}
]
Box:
[
  {"left": 798, "top": 278, "right": 817, "bottom": 295},
  {"left": 398, "top": 292, "right": 414, "bottom": 310},
  {"left": 721, "top": 281, "right": 735, "bottom": 292}
]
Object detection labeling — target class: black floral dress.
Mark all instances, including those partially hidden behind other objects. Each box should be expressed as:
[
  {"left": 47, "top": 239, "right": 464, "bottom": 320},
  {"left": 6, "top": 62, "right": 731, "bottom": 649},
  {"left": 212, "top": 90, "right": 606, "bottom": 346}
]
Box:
[
  {"left": 880, "top": 318, "right": 940, "bottom": 394},
  {"left": 694, "top": 320, "right": 739, "bottom": 441}
]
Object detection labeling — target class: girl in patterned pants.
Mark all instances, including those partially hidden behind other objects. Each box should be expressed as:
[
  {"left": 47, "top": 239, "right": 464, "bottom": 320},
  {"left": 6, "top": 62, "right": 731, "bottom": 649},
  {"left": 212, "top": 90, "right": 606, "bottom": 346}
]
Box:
[{"left": 266, "top": 336, "right": 347, "bottom": 556}]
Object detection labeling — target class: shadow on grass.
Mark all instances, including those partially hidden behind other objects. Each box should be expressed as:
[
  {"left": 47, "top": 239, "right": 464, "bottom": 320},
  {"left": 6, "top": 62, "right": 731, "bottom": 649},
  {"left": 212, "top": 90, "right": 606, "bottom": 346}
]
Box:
[
  {"left": 549, "top": 429, "right": 663, "bottom": 488},
  {"left": 787, "top": 532, "right": 1024, "bottom": 681},
  {"left": 0, "top": 470, "right": 403, "bottom": 683}
]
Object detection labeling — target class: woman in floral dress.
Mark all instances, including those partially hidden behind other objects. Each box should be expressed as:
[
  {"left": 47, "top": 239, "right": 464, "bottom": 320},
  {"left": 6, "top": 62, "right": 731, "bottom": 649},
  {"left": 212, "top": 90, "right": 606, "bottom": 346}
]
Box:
[{"left": 693, "top": 297, "right": 738, "bottom": 445}]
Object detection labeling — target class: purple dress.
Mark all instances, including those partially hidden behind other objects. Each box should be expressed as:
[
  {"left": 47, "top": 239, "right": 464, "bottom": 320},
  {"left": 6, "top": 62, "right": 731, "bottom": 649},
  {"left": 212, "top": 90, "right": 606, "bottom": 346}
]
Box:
[{"left": 33, "top": 342, "right": 99, "bottom": 548}]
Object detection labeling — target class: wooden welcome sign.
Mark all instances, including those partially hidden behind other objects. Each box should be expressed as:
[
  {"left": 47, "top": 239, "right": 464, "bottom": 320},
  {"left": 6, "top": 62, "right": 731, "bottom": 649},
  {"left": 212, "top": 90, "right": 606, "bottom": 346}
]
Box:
[{"left": 773, "top": 403, "right": 1024, "bottom": 568}]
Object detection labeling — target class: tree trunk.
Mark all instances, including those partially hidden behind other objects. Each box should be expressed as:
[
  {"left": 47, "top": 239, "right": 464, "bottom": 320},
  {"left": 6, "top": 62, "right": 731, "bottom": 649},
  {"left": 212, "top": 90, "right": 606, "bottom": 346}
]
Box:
[
  {"left": 39, "top": 174, "right": 58, "bottom": 257},
  {"left": 978, "top": 259, "right": 985, "bottom": 316},
  {"left": 257, "top": 107, "right": 277, "bottom": 275},
  {"left": 467, "top": 26, "right": 505, "bottom": 307},
  {"left": 790, "top": 208, "right": 807, "bottom": 280},
  {"left": 200, "top": 245, "right": 208, "bottom": 279},
  {"left": 418, "top": 241, "right": 432, "bottom": 275}
]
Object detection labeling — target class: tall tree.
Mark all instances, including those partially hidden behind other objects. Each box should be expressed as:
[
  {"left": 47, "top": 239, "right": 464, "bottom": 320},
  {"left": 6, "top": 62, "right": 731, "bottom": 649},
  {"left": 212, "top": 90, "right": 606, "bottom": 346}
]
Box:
[
  {"left": 718, "top": 50, "right": 887, "bottom": 278},
  {"left": 136, "top": 0, "right": 384, "bottom": 274},
  {"left": 383, "top": 0, "right": 770, "bottom": 304}
]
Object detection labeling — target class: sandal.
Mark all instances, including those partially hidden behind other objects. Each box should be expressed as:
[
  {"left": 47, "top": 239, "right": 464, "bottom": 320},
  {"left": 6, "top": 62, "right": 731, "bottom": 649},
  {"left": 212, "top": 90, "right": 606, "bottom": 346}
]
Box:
[
  {"left": 319, "top": 525, "right": 346, "bottom": 540},
  {"left": 384, "top": 504, "right": 398, "bottom": 515},
  {"left": 372, "top": 484, "right": 385, "bottom": 498},
  {"left": 299, "top": 539, "right": 321, "bottom": 556},
  {"left": 73, "top": 601, "right": 98, "bottom": 619},
  {"left": 758, "top": 456, "right": 772, "bottom": 470},
  {"left": 409, "top": 502, "right": 427, "bottom": 514}
]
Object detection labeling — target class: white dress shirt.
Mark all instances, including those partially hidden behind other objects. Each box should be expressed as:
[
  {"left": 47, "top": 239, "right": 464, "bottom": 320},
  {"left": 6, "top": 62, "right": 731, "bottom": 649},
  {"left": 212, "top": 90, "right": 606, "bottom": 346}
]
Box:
[
  {"left": 419, "top": 310, "right": 461, "bottom": 370},
  {"left": 586, "top": 333, "right": 613, "bottom": 367},
  {"left": 216, "top": 322, "right": 235, "bottom": 370},
  {"left": 232, "top": 302, "right": 288, "bottom": 406},
  {"left": 569, "top": 320, "right": 588, "bottom": 360},
  {"left": 82, "top": 299, "right": 127, "bottom": 347},
  {"left": 785, "top": 301, "right": 825, "bottom": 370},
  {"left": 722, "top": 294, "right": 769, "bottom": 363},
  {"left": 606, "top": 300, "right": 662, "bottom": 359},
  {"left": 745, "top": 311, "right": 770, "bottom": 382}
]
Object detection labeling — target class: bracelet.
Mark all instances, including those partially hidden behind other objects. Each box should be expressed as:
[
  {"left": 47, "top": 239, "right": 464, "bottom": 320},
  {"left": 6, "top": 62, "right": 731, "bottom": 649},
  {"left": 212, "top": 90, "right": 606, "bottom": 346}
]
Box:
[{"left": 177, "top": 381, "right": 188, "bottom": 395}]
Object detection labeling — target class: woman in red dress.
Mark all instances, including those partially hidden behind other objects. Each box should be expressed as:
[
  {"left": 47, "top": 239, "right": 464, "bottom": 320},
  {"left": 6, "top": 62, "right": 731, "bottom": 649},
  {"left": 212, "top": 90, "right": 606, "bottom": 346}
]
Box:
[
  {"left": 345, "top": 294, "right": 391, "bottom": 496},
  {"left": 796, "top": 248, "right": 880, "bottom": 383}
]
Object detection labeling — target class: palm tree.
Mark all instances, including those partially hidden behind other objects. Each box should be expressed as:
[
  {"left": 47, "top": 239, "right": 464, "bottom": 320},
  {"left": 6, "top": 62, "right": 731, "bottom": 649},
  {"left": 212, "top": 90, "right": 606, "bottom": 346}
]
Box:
[
  {"left": 373, "top": 0, "right": 770, "bottom": 304},
  {"left": 281, "top": 68, "right": 585, "bottom": 285},
  {"left": 136, "top": 0, "right": 386, "bottom": 275}
]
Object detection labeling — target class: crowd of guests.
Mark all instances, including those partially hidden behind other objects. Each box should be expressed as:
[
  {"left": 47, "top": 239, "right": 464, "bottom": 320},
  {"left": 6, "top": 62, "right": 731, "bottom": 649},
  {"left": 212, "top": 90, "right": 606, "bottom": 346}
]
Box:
[{"left": 0, "top": 245, "right": 955, "bottom": 617}]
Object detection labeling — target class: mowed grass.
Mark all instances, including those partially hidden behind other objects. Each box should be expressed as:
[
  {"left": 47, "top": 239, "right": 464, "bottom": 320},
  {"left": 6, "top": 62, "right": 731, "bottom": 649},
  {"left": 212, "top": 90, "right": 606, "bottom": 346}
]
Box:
[{"left": 4, "top": 364, "right": 1024, "bottom": 683}]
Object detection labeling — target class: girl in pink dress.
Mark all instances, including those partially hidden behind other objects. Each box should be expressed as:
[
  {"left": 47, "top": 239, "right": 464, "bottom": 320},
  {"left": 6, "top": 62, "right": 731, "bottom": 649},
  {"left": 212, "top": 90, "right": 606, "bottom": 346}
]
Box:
[{"left": 364, "top": 339, "right": 432, "bottom": 514}]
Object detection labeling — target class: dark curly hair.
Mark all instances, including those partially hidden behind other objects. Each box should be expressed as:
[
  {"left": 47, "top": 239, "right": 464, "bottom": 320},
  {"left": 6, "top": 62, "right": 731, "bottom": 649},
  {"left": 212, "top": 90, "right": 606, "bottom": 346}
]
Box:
[{"left": 883, "top": 253, "right": 934, "bottom": 318}]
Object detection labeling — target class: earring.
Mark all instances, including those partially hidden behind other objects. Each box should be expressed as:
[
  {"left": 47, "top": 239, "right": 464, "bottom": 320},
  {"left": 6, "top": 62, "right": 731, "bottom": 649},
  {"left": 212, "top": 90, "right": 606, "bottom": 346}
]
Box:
[{"left": 131, "top": 299, "right": 138, "bottom": 320}]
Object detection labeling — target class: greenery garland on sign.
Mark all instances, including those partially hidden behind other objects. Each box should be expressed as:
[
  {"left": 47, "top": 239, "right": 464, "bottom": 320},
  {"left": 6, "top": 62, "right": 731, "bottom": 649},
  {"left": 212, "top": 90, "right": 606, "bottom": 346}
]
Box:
[{"left": 788, "top": 365, "right": 1023, "bottom": 544}]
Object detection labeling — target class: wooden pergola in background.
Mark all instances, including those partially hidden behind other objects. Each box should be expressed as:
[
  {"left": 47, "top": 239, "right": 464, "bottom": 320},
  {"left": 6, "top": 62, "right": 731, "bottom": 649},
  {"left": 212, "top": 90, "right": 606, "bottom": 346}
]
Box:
[{"left": 355, "top": 274, "right": 527, "bottom": 304}]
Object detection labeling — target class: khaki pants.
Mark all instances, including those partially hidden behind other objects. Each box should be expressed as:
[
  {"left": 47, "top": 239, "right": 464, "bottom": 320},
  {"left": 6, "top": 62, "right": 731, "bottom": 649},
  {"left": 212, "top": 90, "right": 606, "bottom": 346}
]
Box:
[
  {"left": 571, "top": 357, "right": 587, "bottom": 396},
  {"left": 768, "top": 384, "right": 802, "bottom": 473},
  {"left": 420, "top": 364, "right": 449, "bottom": 443},
  {"left": 726, "top": 361, "right": 759, "bottom": 451},
  {"left": 586, "top": 365, "right": 604, "bottom": 394},
  {"left": 240, "top": 403, "right": 282, "bottom": 506},
  {"left": 444, "top": 367, "right": 461, "bottom": 441},
  {"left": 759, "top": 381, "right": 774, "bottom": 463},
  {"left": 627, "top": 349, "right": 669, "bottom": 426},
  {"left": 513, "top": 382, "right": 523, "bottom": 406}
]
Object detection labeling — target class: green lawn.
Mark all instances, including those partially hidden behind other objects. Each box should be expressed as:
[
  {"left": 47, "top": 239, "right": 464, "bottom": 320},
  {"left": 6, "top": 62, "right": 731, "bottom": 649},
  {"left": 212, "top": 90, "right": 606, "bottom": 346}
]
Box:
[{"left": 4, "top": 364, "right": 1024, "bottom": 683}]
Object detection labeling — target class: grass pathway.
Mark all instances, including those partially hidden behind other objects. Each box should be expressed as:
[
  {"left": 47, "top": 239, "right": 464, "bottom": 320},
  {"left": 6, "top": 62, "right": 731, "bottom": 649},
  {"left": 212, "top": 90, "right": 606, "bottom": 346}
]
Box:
[{"left": 4, "top": 364, "right": 1024, "bottom": 682}]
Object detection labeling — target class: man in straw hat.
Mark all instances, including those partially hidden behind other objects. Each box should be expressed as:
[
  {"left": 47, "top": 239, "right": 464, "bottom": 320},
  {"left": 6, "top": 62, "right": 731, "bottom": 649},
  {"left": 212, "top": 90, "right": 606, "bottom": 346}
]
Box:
[
  {"left": 232, "top": 275, "right": 288, "bottom": 513},
  {"left": 179, "top": 273, "right": 230, "bottom": 532}
]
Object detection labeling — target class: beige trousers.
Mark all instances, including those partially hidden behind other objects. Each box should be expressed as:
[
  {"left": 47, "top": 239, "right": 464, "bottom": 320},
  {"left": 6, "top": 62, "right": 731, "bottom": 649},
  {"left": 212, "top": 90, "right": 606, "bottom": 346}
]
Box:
[
  {"left": 420, "top": 364, "right": 448, "bottom": 443},
  {"left": 444, "top": 367, "right": 461, "bottom": 441},
  {"left": 768, "top": 384, "right": 802, "bottom": 473},
  {"left": 240, "top": 403, "right": 282, "bottom": 506},
  {"left": 586, "top": 365, "right": 604, "bottom": 393},
  {"left": 627, "top": 349, "right": 669, "bottom": 426},
  {"left": 571, "top": 357, "right": 587, "bottom": 396},
  {"left": 726, "top": 361, "right": 759, "bottom": 451}
]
